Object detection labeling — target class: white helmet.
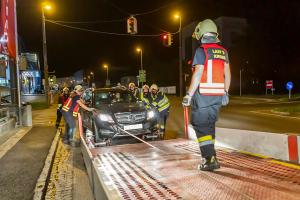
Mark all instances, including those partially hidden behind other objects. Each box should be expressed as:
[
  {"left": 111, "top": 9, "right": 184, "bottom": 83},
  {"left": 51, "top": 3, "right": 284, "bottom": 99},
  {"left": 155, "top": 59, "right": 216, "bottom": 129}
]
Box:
[
  {"left": 128, "top": 82, "right": 135, "bottom": 88},
  {"left": 142, "top": 84, "right": 149, "bottom": 90},
  {"left": 150, "top": 84, "right": 158, "bottom": 91},
  {"left": 74, "top": 85, "right": 83, "bottom": 92}
]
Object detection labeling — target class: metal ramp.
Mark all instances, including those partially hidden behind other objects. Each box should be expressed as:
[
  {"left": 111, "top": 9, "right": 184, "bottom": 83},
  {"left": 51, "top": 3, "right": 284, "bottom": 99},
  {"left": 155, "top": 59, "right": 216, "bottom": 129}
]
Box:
[{"left": 82, "top": 139, "right": 300, "bottom": 200}]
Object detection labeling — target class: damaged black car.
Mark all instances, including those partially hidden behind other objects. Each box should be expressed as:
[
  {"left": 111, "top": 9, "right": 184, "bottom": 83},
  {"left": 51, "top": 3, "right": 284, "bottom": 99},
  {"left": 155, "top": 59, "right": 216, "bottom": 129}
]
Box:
[{"left": 80, "top": 87, "right": 160, "bottom": 147}]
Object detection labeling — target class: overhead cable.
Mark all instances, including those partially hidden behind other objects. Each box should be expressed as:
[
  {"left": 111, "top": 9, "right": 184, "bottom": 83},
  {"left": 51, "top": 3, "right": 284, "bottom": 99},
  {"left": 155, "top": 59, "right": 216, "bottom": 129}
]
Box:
[
  {"left": 51, "top": 18, "right": 126, "bottom": 24},
  {"left": 46, "top": 19, "right": 176, "bottom": 37}
]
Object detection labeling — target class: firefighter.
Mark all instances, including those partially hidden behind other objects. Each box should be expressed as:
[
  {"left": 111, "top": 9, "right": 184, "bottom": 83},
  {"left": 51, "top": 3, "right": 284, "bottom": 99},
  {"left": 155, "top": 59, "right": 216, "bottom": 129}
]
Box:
[
  {"left": 140, "top": 84, "right": 151, "bottom": 109},
  {"left": 128, "top": 82, "right": 140, "bottom": 101},
  {"left": 182, "top": 19, "right": 231, "bottom": 171},
  {"left": 150, "top": 84, "right": 170, "bottom": 137},
  {"left": 55, "top": 87, "right": 70, "bottom": 129},
  {"left": 62, "top": 85, "right": 94, "bottom": 146}
]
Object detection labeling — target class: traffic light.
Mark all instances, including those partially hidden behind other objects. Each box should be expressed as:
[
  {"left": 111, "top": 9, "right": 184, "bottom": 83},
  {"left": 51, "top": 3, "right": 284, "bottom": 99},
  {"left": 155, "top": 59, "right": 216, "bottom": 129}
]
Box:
[
  {"left": 127, "top": 16, "right": 137, "bottom": 34},
  {"left": 162, "top": 33, "right": 172, "bottom": 47}
]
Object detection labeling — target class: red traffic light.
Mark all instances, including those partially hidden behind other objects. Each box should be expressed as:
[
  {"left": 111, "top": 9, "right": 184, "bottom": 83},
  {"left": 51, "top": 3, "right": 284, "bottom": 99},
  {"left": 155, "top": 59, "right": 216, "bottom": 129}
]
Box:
[{"left": 161, "top": 33, "right": 172, "bottom": 47}]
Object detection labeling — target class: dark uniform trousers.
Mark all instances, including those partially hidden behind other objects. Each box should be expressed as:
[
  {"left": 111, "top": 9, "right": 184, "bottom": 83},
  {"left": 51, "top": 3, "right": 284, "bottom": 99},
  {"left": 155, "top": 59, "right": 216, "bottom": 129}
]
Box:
[
  {"left": 191, "top": 92, "right": 222, "bottom": 158},
  {"left": 62, "top": 110, "right": 76, "bottom": 142}
]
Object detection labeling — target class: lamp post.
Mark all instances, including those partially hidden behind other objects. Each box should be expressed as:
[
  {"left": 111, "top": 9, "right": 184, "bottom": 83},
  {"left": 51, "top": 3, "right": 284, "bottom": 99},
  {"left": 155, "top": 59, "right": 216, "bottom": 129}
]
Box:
[
  {"left": 174, "top": 14, "right": 183, "bottom": 97},
  {"left": 136, "top": 48, "right": 143, "bottom": 70},
  {"left": 103, "top": 64, "right": 109, "bottom": 86},
  {"left": 42, "top": 3, "right": 52, "bottom": 105},
  {"left": 136, "top": 47, "right": 144, "bottom": 86}
]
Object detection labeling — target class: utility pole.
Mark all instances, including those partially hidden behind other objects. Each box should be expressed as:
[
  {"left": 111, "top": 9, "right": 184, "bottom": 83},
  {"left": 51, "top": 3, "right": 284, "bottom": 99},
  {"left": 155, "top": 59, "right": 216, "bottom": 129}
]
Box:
[
  {"left": 42, "top": 6, "right": 49, "bottom": 105},
  {"left": 178, "top": 16, "right": 183, "bottom": 97},
  {"left": 240, "top": 68, "right": 242, "bottom": 96}
]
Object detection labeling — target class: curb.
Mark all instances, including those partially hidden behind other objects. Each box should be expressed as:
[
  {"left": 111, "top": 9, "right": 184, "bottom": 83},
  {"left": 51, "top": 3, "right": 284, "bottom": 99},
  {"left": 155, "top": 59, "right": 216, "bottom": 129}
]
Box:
[{"left": 33, "top": 129, "right": 61, "bottom": 200}]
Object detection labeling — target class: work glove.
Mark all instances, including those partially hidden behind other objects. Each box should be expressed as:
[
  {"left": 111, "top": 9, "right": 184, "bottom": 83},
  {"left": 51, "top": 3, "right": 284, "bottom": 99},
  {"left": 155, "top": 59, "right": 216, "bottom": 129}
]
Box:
[
  {"left": 88, "top": 107, "right": 96, "bottom": 112},
  {"left": 182, "top": 94, "right": 192, "bottom": 107},
  {"left": 222, "top": 91, "right": 229, "bottom": 106}
]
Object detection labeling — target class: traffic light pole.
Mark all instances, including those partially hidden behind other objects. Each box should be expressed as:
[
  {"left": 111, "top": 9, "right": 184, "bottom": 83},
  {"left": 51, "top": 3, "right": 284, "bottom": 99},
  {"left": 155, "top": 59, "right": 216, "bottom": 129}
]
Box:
[
  {"left": 42, "top": 8, "right": 49, "bottom": 105},
  {"left": 178, "top": 17, "right": 183, "bottom": 97}
]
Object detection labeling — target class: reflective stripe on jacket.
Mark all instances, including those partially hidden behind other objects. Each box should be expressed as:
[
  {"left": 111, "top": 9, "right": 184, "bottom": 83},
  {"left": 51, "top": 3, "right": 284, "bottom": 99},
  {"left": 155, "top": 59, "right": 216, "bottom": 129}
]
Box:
[
  {"left": 62, "top": 97, "right": 72, "bottom": 112},
  {"left": 199, "top": 43, "right": 227, "bottom": 96},
  {"left": 141, "top": 92, "right": 151, "bottom": 109},
  {"left": 151, "top": 92, "right": 170, "bottom": 113}
]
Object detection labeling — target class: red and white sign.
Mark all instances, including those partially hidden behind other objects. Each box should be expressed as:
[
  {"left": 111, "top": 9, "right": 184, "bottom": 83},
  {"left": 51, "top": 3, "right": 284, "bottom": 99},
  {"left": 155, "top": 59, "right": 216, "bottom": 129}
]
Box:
[
  {"left": 266, "top": 80, "right": 273, "bottom": 89},
  {"left": 0, "top": 0, "right": 17, "bottom": 59}
]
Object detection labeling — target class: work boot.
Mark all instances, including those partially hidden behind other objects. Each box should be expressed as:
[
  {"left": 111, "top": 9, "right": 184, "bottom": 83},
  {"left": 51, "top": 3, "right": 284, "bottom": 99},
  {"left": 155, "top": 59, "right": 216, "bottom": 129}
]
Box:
[{"left": 198, "top": 156, "right": 220, "bottom": 171}]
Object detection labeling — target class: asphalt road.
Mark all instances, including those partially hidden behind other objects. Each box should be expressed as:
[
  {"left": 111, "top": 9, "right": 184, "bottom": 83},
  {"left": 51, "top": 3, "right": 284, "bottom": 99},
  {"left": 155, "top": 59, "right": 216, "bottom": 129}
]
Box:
[{"left": 217, "top": 97, "right": 300, "bottom": 134}]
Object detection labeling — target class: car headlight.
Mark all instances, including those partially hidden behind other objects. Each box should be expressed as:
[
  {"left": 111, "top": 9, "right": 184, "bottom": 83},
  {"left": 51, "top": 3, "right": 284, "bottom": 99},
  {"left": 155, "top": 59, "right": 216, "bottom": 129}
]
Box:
[
  {"left": 147, "top": 110, "right": 155, "bottom": 120},
  {"left": 99, "top": 114, "right": 114, "bottom": 123}
]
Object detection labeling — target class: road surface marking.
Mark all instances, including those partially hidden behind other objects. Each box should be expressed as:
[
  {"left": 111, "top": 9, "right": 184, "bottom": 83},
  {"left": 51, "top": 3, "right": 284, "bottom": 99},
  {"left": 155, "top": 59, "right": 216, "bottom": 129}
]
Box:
[
  {"left": 250, "top": 111, "right": 300, "bottom": 120},
  {"left": 0, "top": 127, "right": 31, "bottom": 159}
]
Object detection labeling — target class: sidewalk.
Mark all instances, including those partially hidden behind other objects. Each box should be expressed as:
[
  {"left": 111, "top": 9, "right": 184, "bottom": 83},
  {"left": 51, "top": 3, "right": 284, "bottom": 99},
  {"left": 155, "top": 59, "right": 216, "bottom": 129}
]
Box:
[{"left": 0, "top": 106, "right": 57, "bottom": 200}]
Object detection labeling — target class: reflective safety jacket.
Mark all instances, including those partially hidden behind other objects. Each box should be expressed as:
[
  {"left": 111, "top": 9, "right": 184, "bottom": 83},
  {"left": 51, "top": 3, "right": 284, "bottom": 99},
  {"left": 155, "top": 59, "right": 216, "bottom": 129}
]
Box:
[
  {"left": 58, "top": 94, "right": 69, "bottom": 109},
  {"left": 130, "top": 88, "right": 140, "bottom": 101},
  {"left": 140, "top": 92, "right": 151, "bottom": 109},
  {"left": 62, "top": 96, "right": 80, "bottom": 117},
  {"left": 151, "top": 92, "right": 170, "bottom": 113},
  {"left": 199, "top": 43, "right": 227, "bottom": 96}
]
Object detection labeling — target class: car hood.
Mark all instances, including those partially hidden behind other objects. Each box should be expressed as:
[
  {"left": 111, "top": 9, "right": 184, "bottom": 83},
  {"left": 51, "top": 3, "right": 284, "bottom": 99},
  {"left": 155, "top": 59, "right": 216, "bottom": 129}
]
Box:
[{"left": 96, "top": 102, "right": 146, "bottom": 114}]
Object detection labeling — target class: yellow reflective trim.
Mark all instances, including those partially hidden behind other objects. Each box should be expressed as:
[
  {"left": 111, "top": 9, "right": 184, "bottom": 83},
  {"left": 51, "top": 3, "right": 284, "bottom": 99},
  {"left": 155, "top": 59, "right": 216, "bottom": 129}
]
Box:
[
  {"left": 197, "top": 135, "right": 213, "bottom": 143},
  {"left": 269, "top": 160, "right": 300, "bottom": 170},
  {"left": 158, "top": 103, "right": 170, "bottom": 112}
]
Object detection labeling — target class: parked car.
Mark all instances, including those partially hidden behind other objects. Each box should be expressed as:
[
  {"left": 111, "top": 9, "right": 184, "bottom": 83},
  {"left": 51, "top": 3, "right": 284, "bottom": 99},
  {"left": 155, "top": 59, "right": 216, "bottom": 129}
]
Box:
[{"left": 80, "top": 87, "right": 159, "bottom": 146}]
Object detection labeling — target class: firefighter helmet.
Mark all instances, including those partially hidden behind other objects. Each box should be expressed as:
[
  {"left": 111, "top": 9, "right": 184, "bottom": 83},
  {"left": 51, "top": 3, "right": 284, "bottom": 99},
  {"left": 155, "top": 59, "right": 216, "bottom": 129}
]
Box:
[
  {"left": 74, "top": 85, "right": 83, "bottom": 92},
  {"left": 150, "top": 84, "right": 158, "bottom": 91},
  {"left": 128, "top": 82, "right": 135, "bottom": 88},
  {"left": 193, "top": 19, "right": 218, "bottom": 40},
  {"left": 142, "top": 84, "right": 149, "bottom": 90},
  {"left": 63, "top": 87, "right": 69, "bottom": 93}
]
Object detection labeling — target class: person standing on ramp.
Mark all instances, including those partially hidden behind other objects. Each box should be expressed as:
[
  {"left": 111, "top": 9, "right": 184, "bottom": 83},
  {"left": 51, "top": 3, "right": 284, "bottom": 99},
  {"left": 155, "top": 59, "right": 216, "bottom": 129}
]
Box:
[{"left": 182, "top": 19, "right": 231, "bottom": 171}]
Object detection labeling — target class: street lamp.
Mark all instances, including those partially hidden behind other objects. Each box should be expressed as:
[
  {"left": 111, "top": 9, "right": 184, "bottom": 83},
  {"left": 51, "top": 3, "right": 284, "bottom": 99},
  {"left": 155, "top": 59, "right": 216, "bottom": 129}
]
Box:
[
  {"left": 103, "top": 64, "right": 109, "bottom": 83},
  {"left": 42, "top": 2, "right": 52, "bottom": 105},
  {"left": 136, "top": 47, "right": 144, "bottom": 85},
  {"left": 136, "top": 47, "right": 143, "bottom": 70},
  {"left": 174, "top": 13, "right": 183, "bottom": 97}
]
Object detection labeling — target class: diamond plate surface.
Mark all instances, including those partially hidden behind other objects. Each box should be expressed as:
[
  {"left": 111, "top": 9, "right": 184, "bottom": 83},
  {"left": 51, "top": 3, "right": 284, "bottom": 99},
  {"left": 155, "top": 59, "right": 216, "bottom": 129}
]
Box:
[{"left": 91, "top": 139, "right": 300, "bottom": 200}]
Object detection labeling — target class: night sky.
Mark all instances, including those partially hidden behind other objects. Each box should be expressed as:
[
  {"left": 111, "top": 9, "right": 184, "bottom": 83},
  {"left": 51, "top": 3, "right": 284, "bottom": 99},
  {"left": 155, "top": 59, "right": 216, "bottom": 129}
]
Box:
[{"left": 16, "top": 0, "right": 300, "bottom": 94}]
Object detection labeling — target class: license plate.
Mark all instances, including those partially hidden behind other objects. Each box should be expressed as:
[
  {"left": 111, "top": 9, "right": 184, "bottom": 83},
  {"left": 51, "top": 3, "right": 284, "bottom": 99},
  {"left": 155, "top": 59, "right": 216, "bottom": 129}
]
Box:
[{"left": 123, "top": 124, "right": 143, "bottom": 130}]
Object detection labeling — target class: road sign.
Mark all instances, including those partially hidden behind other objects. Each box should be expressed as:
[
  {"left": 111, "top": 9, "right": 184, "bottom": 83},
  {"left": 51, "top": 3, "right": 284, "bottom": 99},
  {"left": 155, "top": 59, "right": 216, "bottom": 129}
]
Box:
[
  {"left": 266, "top": 80, "right": 273, "bottom": 89},
  {"left": 139, "top": 70, "right": 146, "bottom": 83},
  {"left": 286, "top": 81, "right": 294, "bottom": 100},
  {"left": 286, "top": 82, "right": 293, "bottom": 91}
]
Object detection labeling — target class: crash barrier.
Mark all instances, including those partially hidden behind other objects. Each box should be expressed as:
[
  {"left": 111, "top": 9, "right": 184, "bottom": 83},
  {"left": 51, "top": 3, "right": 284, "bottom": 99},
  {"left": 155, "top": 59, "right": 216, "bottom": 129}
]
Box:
[
  {"left": 188, "top": 125, "right": 300, "bottom": 164},
  {"left": 0, "top": 107, "right": 10, "bottom": 123},
  {"left": 298, "top": 136, "right": 300, "bottom": 163},
  {"left": 158, "top": 86, "right": 176, "bottom": 94}
]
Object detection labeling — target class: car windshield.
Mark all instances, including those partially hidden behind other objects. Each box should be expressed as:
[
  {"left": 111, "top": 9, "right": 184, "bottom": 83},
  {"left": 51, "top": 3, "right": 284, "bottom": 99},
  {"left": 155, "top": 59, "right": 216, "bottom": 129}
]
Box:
[{"left": 94, "top": 90, "right": 136, "bottom": 107}]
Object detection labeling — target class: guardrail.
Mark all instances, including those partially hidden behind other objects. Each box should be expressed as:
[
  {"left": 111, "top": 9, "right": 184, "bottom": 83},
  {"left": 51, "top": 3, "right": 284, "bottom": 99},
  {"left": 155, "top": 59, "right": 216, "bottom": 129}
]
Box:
[{"left": 0, "top": 107, "right": 10, "bottom": 123}]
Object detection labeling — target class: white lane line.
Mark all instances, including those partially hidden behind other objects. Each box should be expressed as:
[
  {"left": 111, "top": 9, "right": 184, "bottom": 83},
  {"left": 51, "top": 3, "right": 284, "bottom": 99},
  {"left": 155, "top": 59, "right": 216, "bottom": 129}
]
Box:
[
  {"left": 250, "top": 111, "right": 300, "bottom": 120},
  {"left": 0, "top": 127, "right": 31, "bottom": 159}
]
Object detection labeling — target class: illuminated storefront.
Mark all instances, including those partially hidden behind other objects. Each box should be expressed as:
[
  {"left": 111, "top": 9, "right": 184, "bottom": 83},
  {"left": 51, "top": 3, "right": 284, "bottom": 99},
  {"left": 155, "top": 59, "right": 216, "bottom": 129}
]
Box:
[{"left": 21, "top": 70, "right": 42, "bottom": 94}]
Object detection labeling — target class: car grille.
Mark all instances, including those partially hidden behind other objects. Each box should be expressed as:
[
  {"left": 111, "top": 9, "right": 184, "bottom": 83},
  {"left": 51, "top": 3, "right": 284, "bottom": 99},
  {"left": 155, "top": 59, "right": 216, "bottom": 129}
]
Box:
[{"left": 114, "top": 112, "right": 146, "bottom": 124}]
